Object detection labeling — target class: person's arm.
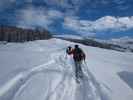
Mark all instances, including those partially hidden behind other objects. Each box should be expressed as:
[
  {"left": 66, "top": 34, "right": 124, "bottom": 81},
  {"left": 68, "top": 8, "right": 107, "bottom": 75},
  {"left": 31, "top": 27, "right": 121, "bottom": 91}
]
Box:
[
  {"left": 69, "top": 49, "right": 74, "bottom": 55},
  {"left": 66, "top": 48, "right": 74, "bottom": 55}
]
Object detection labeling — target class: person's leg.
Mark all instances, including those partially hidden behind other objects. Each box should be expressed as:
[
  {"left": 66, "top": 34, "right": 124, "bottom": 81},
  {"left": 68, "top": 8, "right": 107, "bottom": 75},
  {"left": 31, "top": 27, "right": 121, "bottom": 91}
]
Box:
[
  {"left": 74, "top": 61, "right": 81, "bottom": 83},
  {"left": 78, "top": 61, "right": 83, "bottom": 78},
  {"left": 74, "top": 61, "right": 78, "bottom": 79},
  {"left": 75, "top": 61, "right": 83, "bottom": 82},
  {"left": 75, "top": 61, "right": 82, "bottom": 78},
  {"left": 78, "top": 61, "right": 82, "bottom": 71}
]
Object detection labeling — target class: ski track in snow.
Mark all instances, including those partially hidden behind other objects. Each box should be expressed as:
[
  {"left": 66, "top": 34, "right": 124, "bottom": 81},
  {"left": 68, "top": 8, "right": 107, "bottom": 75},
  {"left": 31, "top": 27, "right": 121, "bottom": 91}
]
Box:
[
  {"left": 0, "top": 51, "right": 110, "bottom": 100},
  {"left": 0, "top": 59, "right": 55, "bottom": 100}
]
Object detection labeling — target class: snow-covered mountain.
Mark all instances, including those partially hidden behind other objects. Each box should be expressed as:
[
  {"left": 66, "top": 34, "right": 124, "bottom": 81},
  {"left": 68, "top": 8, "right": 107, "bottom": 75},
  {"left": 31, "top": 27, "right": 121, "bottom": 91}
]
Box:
[
  {"left": 110, "top": 36, "right": 133, "bottom": 47},
  {"left": 108, "top": 37, "right": 133, "bottom": 51},
  {"left": 96, "top": 36, "right": 133, "bottom": 52},
  {"left": 0, "top": 38, "right": 133, "bottom": 100},
  {"left": 55, "top": 35, "right": 133, "bottom": 52}
]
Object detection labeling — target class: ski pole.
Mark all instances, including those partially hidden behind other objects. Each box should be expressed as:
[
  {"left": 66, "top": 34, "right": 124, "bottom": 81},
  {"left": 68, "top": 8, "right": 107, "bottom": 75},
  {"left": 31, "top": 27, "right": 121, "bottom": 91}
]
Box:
[{"left": 65, "top": 52, "right": 67, "bottom": 60}]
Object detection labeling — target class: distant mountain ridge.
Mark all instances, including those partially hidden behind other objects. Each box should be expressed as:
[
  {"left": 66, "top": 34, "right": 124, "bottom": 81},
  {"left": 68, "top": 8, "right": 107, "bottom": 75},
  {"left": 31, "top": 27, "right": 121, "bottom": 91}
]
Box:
[
  {"left": 56, "top": 35, "right": 133, "bottom": 53},
  {"left": 0, "top": 26, "right": 52, "bottom": 42}
]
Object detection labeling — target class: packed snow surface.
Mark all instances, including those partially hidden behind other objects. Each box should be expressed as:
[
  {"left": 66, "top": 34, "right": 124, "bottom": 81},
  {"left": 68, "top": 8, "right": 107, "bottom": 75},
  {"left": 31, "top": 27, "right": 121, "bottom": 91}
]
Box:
[{"left": 0, "top": 38, "right": 133, "bottom": 100}]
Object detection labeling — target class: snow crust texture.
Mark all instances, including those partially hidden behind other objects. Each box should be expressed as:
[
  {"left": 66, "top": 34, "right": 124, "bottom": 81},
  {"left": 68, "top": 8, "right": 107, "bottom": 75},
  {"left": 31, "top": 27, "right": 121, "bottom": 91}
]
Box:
[{"left": 0, "top": 38, "right": 133, "bottom": 100}]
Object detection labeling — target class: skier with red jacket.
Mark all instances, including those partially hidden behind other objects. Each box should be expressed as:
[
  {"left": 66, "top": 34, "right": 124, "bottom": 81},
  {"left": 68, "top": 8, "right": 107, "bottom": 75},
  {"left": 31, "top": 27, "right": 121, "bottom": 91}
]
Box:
[{"left": 66, "top": 45, "right": 86, "bottom": 82}]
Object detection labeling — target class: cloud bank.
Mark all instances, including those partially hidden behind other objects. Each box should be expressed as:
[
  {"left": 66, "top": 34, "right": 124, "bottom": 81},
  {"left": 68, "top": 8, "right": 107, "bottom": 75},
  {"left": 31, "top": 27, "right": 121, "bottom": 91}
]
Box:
[
  {"left": 17, "top": 7, "right": 133, "bottom": 37},
  {"left": 0, "top": 0, "right": 133, "bottom": 38},
  {"left": 17, "top": 7, "right": 64, "bottom": 29},
  {"left": 63, "top": 16, "right": 133, "bottom": 36}
]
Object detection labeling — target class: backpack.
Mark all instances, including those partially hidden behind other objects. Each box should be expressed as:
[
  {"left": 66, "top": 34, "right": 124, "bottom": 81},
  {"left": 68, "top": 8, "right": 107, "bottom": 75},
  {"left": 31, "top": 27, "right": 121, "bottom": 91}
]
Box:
[{"left": 73, "top": 48, "right": 85, "bottom": 61}]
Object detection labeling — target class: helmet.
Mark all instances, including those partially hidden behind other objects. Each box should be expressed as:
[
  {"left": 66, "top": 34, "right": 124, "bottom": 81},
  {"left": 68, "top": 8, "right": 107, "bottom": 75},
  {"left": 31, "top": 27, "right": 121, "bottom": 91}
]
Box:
[{"left": 75, "top": 44, "right": 79, "bottom": 48}]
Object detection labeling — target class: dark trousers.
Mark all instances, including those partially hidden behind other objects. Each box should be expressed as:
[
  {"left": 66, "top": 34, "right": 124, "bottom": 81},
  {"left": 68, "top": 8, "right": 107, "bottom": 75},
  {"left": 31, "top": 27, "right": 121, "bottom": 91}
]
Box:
[{"left": 74, "top": 61, "right": 83, "bottom": 78}]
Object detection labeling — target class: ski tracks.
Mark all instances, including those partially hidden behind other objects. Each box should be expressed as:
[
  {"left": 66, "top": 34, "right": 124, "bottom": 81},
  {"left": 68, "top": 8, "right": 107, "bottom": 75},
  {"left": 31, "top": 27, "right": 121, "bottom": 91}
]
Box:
[
  {"left": 0, "top": 51, "right": 111, "bottom": 100},
  {"left": 51, "top": 53, "right": 111, "bottom": 100},
  {"left": 45, "top": 53, "right": 75, "bottom": 100},
  {"left": 54, "top": 53, "right": 111, "bottom": 100},
  {"left": 0, "top": 58, "right": 55, "bottom": 100},
  {"left": 75, "top": 63, "right": 111, "bottom": 100},
  {"left": 0, "top": 51, "right": 72, "bottom": 100}
]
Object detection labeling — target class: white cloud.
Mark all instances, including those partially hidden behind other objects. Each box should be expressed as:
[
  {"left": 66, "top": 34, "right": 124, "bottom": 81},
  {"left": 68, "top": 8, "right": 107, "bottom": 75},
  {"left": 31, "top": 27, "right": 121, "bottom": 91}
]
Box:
[
  {"left": 17, "top": 7, "right": 63, "bottom": 29},
  {"left": 63, "top": 17, "right": 96, "bottom": 36},
  {"left": 118, "top": 17, "right": 133, "bottom": 29},
  {"left": 48, "top": 10, "right": 64, "bottom": 19},
  {"left": 63, "top": 17, "right": 80, "bottom": 30},
  {"left": 63, "top": 16, "right": 133, "bottom": 36},
  {"left": 17, "top": 7, "right": 51, "bottom": 29}
]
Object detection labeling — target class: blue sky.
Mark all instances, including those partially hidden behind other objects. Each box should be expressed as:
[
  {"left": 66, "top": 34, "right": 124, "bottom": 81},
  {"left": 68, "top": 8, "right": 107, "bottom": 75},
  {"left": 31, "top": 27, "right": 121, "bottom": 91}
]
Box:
[{"left": 0, "top": 0, "right": 133, "bottom": 39}]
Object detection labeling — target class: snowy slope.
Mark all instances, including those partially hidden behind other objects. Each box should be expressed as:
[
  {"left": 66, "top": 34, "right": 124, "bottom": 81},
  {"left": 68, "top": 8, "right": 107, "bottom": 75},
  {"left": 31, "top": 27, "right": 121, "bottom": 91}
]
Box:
[
  {"left": 96, "top": 36, "right": 133, "bottom": 51},
  {"left": 110, "top": 37, "right": 133, "bottom": 49},
  {"left": 0, "top": 38, "right": 133, "bottom": 100}
]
